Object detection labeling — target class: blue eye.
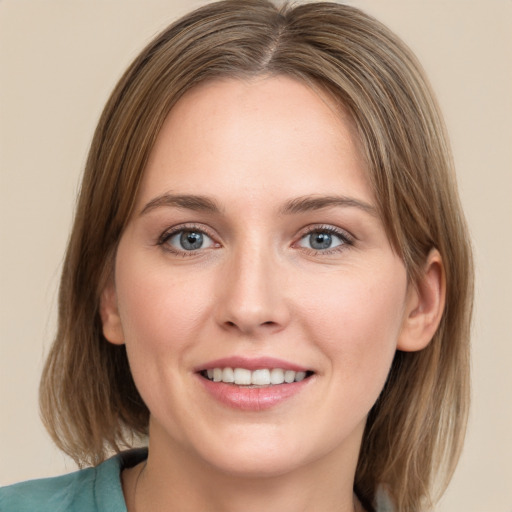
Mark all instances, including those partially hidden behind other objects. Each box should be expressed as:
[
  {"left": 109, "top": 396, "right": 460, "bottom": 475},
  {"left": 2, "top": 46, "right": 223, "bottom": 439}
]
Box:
[
  {"left": 165, "top": 229, "right": 215, "bottom": 252},
  {"left": 298, "top": 229, "right": 347, "bottom": 251}
]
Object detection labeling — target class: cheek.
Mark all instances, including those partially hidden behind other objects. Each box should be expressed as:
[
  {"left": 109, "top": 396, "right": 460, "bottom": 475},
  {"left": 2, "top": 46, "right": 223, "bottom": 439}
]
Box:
[
  {"left": 298, "top": 264, "right": 407, "bottom": 385},
  {"left": 114, "top": 254, "right": 215, "bottom": 364},
  {"left": 113, "top": 256, "right": 217, "bottom": 429}
]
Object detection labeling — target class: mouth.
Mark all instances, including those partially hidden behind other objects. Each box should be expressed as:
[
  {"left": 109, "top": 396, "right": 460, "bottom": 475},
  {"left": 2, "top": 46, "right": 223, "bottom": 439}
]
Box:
[
  {"left": 199, "top": 367, "right": 315, "bottom": 387},
  {"left": 195, "top": 357, "right": 315, "bottom": 410}
]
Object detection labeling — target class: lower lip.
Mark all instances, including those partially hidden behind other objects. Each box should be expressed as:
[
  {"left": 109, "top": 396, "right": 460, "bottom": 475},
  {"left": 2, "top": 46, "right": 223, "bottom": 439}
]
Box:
[{"left": 198, "top": 375, "right": 312, "bottom": 411}]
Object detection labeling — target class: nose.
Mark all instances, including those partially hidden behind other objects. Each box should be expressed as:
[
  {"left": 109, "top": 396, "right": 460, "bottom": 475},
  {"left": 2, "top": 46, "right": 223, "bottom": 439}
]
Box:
[{"left": 214, "top": 244, "right": 291, "bottom": 337}]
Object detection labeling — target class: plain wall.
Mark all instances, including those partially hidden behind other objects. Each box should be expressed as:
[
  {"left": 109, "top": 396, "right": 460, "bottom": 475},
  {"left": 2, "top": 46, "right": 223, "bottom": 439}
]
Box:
[{"left": 1, "top": 1, "right": 511, "bottom": 510}]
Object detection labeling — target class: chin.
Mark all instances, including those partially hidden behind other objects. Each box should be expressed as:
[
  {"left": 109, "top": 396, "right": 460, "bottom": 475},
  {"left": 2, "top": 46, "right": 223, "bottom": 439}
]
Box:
[
  {"left": 205, "top": 451, "right": 307, "bottom": 480},
  {"left": 192, "top": 427, "right": 343, "bottom": 480}
]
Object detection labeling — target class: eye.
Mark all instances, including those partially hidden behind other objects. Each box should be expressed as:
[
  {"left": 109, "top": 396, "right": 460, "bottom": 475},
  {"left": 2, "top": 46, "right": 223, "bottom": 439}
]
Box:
[
  {"left": 162, "top": 228, "right": 216, "bottom": 253},
  {"left": 297, "top": 227, "right": 351, "bottom": 252}
]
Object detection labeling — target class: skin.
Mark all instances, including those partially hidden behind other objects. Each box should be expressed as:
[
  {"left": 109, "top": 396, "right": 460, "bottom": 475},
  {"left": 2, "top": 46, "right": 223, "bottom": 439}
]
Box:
[{"left": 101, "top": 76, "right": 445, "bottom": 512}]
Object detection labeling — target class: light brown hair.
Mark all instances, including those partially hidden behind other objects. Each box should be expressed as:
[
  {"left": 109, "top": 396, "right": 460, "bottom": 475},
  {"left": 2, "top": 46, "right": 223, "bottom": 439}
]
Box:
[{"left": 40, "top": 1, "right": 473, "bottom": 510}]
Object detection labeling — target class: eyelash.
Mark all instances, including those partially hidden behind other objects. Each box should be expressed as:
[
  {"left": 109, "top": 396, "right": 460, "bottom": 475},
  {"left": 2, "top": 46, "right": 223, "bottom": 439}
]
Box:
[
  {"left": 157, "top": 223, "right": 219, "bottom": 257},
  {"left": 295, "top": 225, "right": 354, "bottom": 255},
  {"left": 156, "top": 223, "right": 354, "bottom": 257}
]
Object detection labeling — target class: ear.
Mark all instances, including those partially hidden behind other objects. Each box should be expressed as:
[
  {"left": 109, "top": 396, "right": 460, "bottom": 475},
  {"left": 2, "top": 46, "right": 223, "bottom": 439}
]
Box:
[
  {"left": 397, "top": 249, "right": 446, "bottom": 352},
  {"left": 99, "top": 279, "right": 125, "bottom": 345}
]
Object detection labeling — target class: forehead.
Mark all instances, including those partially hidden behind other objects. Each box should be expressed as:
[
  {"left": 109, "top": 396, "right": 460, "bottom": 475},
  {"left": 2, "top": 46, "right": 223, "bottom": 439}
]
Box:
[{"left": 136, "top": 75, "right": 372, "bottom": 211}]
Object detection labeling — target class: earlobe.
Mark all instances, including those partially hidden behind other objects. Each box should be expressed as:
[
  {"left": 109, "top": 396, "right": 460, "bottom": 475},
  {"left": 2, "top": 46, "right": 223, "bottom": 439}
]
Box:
[
  {"left": 397, "top": 249, "right": 446, "bottom": 352},
  {"left": 99, "top": 280, "right": 125, "bottom": 345}
]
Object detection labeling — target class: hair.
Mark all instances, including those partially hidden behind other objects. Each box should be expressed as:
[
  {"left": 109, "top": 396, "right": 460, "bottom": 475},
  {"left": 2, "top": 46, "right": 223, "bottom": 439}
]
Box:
[{"left": 39, "top": 1, "right": 473, "bottom": 511}]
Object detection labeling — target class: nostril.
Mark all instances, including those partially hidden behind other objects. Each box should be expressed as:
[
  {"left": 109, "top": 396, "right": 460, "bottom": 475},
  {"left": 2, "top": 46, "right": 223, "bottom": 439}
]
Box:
[{"left": 224, "top": 320, "right": 275, "bottom": 328}]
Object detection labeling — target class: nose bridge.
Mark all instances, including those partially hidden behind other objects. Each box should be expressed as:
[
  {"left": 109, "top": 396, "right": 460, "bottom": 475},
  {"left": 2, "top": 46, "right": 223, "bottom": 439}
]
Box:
[{"left": 215, "top": 235, "right": 288, "bottom": 334}]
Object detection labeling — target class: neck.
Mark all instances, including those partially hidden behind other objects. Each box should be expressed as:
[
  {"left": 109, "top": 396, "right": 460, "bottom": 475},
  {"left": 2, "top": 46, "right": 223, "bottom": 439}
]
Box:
[{"left": 127, "top": 422, "right": 364, "bottom": 512}]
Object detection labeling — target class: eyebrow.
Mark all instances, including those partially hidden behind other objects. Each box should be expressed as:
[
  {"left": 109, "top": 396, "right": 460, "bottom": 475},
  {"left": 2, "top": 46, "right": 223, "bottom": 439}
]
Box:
[
  {"left": 139, "top": 193, "right": 377, "bottom": 217},
  {"left": 279, "top": 195, "right": 377, "bottom": 216},
  {"left": 139, "top": 193, "right": 221, "bottom": 216}
]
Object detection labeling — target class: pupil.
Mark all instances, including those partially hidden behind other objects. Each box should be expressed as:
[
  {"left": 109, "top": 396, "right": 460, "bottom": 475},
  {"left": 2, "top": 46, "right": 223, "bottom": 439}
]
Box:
[
  {"left": 180, "top": 231, "right": 203, "bottom": 250},
  {"left": 310, "top": 232, "right": 332, "bottom": 250}
]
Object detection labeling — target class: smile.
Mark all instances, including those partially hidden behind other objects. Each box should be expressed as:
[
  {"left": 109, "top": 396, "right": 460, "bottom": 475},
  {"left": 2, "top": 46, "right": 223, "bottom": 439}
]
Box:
[
  {"left": 196, "top": 357, "right": 315, "bottom": 410},
  {"left": 201, "top": 367, "right": 313, "bottom": 386}
]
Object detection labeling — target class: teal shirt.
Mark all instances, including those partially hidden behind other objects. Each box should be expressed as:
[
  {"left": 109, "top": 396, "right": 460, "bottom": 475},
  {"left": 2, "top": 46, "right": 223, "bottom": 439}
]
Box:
[{"left": 0, "top": 449, "right": 147, "bottom": 512}]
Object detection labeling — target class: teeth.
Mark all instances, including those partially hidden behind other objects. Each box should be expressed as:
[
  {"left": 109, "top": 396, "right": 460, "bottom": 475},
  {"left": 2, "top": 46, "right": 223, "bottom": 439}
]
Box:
[
  {"left": 295, "top": 371, "right": 306, "bottom": 382},
  {"left": 270, "top": 368, "right": 285, "bottom": 384},
  {"left": 284, "top": 370, "right": 295, "bottom": 383},
  {"left": 203, "top": 367, "right": 310, "bottom": 386},
  {"left": 251, "top": 369, "right": 270, "bottom": 385},
  {"left": 233, "top": 368, "right": 251, "bottom": 385},
  {"left": 222, "top": 367, "right": 235, "bottom": 383}
]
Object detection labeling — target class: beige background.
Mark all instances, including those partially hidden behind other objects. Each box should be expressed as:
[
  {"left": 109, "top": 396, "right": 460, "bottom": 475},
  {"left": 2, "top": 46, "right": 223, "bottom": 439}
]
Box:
[{"left": 1, "top": 1, "right": 511, "bottom": 510}]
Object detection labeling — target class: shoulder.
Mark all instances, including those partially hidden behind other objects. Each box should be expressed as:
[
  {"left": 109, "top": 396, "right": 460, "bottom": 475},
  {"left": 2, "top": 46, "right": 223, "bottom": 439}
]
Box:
[
  {"left": 0, "top": 449, "right": 147, "bottom": 512},
  {"left": 374, "top": 486, "right": 395, "bottom": 512},
  {"left": 0, "top": 465, "right": 98, "bottom": 512}
]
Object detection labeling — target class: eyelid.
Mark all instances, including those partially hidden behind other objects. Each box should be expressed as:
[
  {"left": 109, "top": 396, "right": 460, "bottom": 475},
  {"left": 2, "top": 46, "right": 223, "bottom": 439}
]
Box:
[
  {"left": 157, "top": 223, "right": 221, "bottom": 255},
  {"left": 299, "top": 224, "right": 354, "bottom": 242},
  {"left": 293, "top": 224, "right": 355, "bottom": 253},
  {"left": 156, "top": 222, "right": 353, "bottom": 256}
]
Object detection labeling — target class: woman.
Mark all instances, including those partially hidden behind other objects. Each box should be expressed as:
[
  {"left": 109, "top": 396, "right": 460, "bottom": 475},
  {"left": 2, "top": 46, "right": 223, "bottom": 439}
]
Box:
[{"left": 0, "top": 1, "right": 473, "bottom": 511}]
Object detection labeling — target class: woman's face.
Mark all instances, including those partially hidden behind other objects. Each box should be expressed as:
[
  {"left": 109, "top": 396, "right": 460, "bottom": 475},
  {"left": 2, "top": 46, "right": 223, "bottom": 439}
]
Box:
[{"left": 103, "top": 76, "right": 415, "bottom": 478}]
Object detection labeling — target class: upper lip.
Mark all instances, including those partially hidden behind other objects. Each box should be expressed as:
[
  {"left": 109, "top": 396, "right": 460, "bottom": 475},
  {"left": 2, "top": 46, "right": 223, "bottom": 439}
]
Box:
[{"left": 195, "top": 356, "right": 311, "bottom": 373}]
